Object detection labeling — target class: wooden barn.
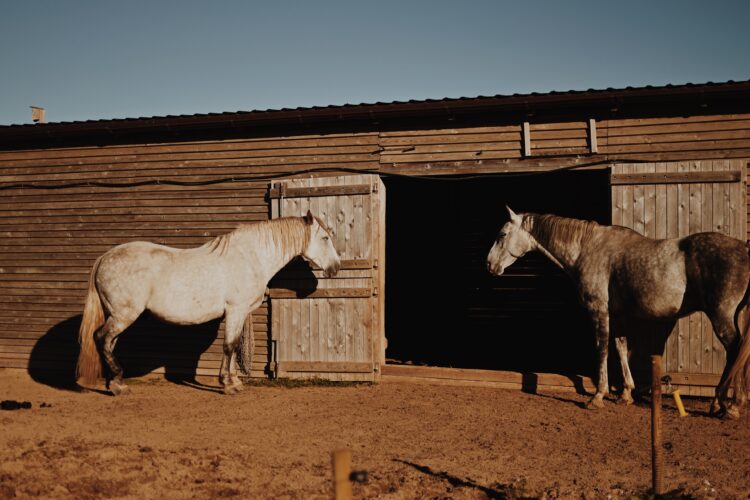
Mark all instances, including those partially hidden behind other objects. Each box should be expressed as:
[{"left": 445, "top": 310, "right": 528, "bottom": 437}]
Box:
[{"left": 1, "top": 80, "right": 748, "bottom": 395}]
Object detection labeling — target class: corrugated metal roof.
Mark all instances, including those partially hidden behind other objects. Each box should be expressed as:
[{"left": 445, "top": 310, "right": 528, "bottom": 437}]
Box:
[{"left": 2, "top": 79, "right": 749, "bottom": 137}]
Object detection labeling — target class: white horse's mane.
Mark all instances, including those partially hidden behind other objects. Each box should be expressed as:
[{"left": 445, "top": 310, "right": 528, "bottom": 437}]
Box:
[{"left": 200, "top": 216, "right": 315, "bottom": 258}]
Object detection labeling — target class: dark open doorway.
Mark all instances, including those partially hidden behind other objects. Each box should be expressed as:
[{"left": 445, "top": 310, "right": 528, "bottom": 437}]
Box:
[{"left": 384, "top": 169, "right": 611, "bottom": 377}]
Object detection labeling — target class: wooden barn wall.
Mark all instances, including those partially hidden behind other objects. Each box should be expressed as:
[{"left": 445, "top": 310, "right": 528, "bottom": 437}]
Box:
[
  {"left": 379, "top": 112, "right": 749, "bottom": 385},
  {"left": 380, "top": 113, "right": 750, "bottom": 167},
  {"left": 0, "top": 107, "right": 749, "bottom": 383},
  {"left": 0, "top": 132, "right": 379, "bottom": 379},
  {"left": 612, "top": 160, "right": 746, "bottom": 396}
]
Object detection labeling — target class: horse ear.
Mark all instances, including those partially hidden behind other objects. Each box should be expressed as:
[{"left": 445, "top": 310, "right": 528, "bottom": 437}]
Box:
[
  {"left": 506, "top": 205, "right": 522, "bottom": 225},
  {"left": 304, "top": 210, "right": 314, "bottom": 225}
]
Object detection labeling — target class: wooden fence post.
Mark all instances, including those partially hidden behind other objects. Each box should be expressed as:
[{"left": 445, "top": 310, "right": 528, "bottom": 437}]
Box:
[{"left": 332, "top": 449, "right": 352, "bottom": 500}]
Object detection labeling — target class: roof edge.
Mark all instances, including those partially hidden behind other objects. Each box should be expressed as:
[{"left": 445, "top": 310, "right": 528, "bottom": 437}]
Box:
[{"left": 2, "top": 79, "right": 750, "bottom": 141}]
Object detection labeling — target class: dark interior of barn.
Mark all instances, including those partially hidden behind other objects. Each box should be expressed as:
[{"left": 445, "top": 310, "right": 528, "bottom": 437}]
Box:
[{"left": 384, "top": 169, "right": 611, "bottom": 377}]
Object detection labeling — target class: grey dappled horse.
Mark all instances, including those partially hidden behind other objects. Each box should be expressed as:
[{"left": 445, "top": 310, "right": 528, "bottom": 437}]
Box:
[
  {"left": 487, "top": 206, "right": 750, "bottom": 418},
  {"left": 77, "top": 212, "right": 341, "bottom": 395}
]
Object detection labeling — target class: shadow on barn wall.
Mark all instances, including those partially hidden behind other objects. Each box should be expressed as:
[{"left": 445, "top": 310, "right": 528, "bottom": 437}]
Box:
[{"left": 28, "top": 314, "right": 221, "bottom": 391}]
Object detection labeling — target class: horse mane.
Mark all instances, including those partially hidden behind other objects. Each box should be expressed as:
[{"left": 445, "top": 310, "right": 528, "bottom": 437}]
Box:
[
  {"left": 202, "top": 233, "right": 232, "bottom": 256},
  {"left": 524, "top": 213, "right": 600, "bottom": 256},
  {"left": 200, "top": 216, "right": 315, "bottom": 259}
]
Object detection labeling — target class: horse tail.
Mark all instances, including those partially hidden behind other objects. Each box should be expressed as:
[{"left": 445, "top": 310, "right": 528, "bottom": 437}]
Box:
[
  {"left": 76, "top": 256, "right": 105, "bottom": 387},
  {"left": 722, "top": 245, "right": 750, "bottom": 406}
]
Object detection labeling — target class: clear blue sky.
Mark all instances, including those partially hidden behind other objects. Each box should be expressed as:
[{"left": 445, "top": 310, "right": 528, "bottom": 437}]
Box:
[{"left": 1, "top": 0, "right": 748, "bottom": 125}]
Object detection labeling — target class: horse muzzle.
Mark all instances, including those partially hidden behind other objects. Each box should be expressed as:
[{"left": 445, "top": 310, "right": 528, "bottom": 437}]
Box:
[
  {"left": 324, "top": 260, "right": 341, "bottom": 278},
  {"left": 487, "top": 261, "right": 504, "bottom": 276}
]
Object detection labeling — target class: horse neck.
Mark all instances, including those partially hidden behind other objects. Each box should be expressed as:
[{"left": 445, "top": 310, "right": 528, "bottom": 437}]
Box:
[
  {"left": 524, "top": 214, "right": 595, "bottom": 270},
  {"left": 229, "top": 218, "right": 310, "bottom": 281}
]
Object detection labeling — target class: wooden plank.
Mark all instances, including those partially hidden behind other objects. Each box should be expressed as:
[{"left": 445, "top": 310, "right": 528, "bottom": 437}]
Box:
[
  {"left": 277, "top": 361, "right": 373, "bottom": 374},
  {"left": 597, "top": 113, "right": 750, "bottom": 130},
  {"left": 666, "top": 371, "right": 721, "bottom": 387},
  {"left": 622, "top": 164, "right": 634, "bottom": 236},
  {"left": 701, "top": 163, "right": 714, "bottom": 375},
  {"left": 0, "top": 144, "right": 381, "bottom": 171},
  {"left": 528, "top": 122, "right": 587, "bottom": 131},
  {"left": 0, "top": 157, "right": 379, "bottom": 183},
  {"left": 381, "top": 141, "right": 520, "bottom": 156},
  {"left": 712, "top": 161, "right": 728, "bottom": 375},
  {"left": 522, "top": 122, "right": 531, "bottom": 157},
  {"left": 611, "top": 170, "right": 741, "bottom": 185},
  {"left": 658, "top": 162, "right": 677, "bottom": 374},
  {"left": 676, "top": 162, "right": 690, "bottom": 381},
  {"left": 0, "top": 133, "right": 380, "bottom": 160},
  {"left": 381, "top": 364, "right": 596, "bottom": 392},
  {"left": 380, "top": 131, "right": 520, "bottom": 146},
  {"left": 380, "top": 124, "right": 520, "bottom": 137},
  {"left": 588, "top": 119, "right": 598, "bottom": 154},
  {"left": 598, "top": 128, "right": 750, "bottom": 146},
  {"left": 632, "top": 163, "right": 646, "bottom": 235},
  {"left": 601, "top": 139, "right": 750, "bottom": 155},
  {"left": 380, "top": 149, "right": 520, "bottom": 164},
  {"left": 268, "top": 184, "right": 371, "bottom": 199},
  {"left": 532, "top": 138, "right": 589, "bottom": 149},
  {"left": 688, "top": 162, "right": 703, "bottom": 377}
]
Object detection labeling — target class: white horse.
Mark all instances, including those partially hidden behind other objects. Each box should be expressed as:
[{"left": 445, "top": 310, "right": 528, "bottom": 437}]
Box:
[{"left": 77, "top": 211, "right": 340, "bottom": 395}]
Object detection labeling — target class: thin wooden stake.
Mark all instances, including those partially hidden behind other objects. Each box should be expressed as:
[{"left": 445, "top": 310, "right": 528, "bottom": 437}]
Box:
[
  {"left": 332, "top": 449, "right": 352, "bottom": 500},
  {"left": 651, "top": 355, "right": 665, "bottom": 495}
]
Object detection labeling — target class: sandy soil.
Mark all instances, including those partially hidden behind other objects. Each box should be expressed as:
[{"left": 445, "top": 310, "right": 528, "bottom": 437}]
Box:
[{"left": 1, "top": 369, "right": 749, "bottom": 499}]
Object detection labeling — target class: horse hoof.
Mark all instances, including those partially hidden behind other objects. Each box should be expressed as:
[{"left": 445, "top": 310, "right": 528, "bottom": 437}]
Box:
[
  {"left": 110, "top": 383, "right": 130, "bottom": 396},
  {"left": 709, "top": 400, "right": 722, "bottom": 416},
  {"left": 616, "top": 396, "right": 634, "bottom": 406},
  {"left": 723, "top": 406, "right": 740, "bottom": 420},
  {"left": 222, "top": 385, "right": 242, "bottom": 395},
  {"left": 586, "top": 398, "right": 605, "bottom": 409}
]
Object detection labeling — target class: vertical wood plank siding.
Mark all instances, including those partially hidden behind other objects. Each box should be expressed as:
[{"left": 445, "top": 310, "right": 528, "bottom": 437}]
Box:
[
  {"left": 0, "top": 134, "right": 379, "bottom": 378},
  {"left": 611, "top": 160, "right": 747, "bottom": 396}
]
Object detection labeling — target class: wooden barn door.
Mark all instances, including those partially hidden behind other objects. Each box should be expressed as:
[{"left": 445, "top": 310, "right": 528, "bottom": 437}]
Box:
[
  {"left": 268, "top": 175, "right": 385, "bottom": 381},
  {"left": 611, "top": 160, "right": 747, "bottom": 395}
]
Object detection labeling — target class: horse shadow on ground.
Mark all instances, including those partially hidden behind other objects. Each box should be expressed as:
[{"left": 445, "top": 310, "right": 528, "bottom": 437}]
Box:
[
  {"left": 28, "top": 314, "right": 221, "bottom": 392},
  {"left": 394, "top": 459, "right": 511, "bottom": 499}
]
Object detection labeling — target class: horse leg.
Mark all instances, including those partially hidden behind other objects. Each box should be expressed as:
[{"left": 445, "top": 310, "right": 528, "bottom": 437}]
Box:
[
  {"left": 220, "top": 309, "right": 248, "bottom": 395},
  {"left": 587, "top": 308, "right": 610, "bottom": 409},
  {"left": 97, "top": 315, "right": 137, "bottom": 396},
  {"left": 709, "top": 313, "right": 741, "bottom": 418},
  {"left": 614, "top": 336, "right": 635, "bottom": 405}
]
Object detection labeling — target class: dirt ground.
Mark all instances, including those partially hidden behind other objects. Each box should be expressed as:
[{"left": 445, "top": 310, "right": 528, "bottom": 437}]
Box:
[{"left": 1, "top": 369, "right": 749, "bottom": 499}]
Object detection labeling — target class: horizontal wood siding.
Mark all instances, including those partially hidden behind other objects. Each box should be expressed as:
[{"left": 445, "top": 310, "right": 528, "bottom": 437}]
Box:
[
  {"left": 379, "top": 125, "right": 522, "bottom": 164},
  {"left": 529, "top": 121, "right": 589, "bottom": 156},
  {"left": 597, "top": 114, "right": 750, "bottom": 161},
  {"left": 380, "top": 113, "right": 750, "bottom": 170},
  {"left": 2, "top": 103, "right": 749, "bottom": 384},
  {"left": 0, "top": 133, "right": 379, "bottom": 379}
]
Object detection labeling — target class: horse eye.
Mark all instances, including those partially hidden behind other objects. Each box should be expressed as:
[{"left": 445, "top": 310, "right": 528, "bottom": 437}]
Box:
[{"left": 322, "top": 236, "right": 329, "bottom": 241}]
